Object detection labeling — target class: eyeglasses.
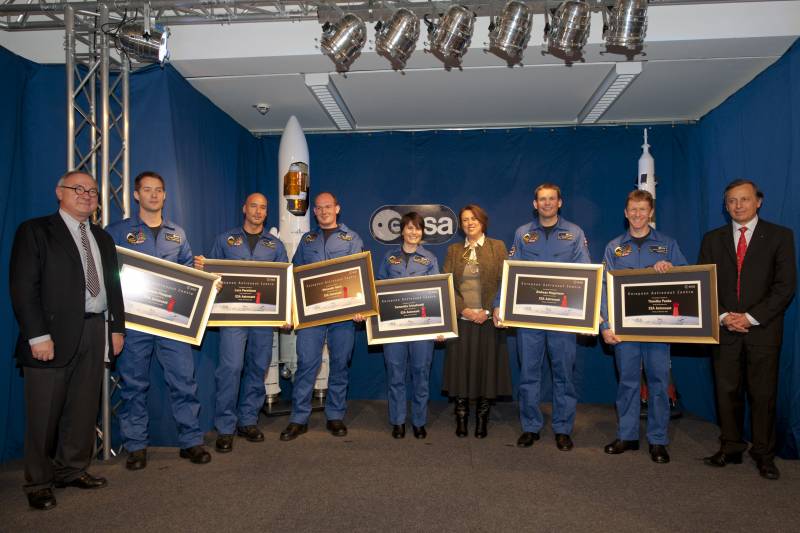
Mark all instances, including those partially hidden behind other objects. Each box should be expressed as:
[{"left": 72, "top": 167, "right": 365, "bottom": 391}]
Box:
[{"left": 61, "top": 185, "right": 99, "bottom": 197}]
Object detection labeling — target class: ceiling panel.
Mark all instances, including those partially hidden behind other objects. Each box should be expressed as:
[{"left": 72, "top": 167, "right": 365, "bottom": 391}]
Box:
[
  {"left": 187, "top": 74, "right": 333, "bottom": 131},
  {"left": 604, "top": 56, "right": 780, "bottom": 122},
  {"left": 335, "top": 63, "right": 614, "bottom": 130}
]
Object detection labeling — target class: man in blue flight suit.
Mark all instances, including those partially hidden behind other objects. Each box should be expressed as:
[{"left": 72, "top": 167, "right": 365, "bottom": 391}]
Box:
[
  {"left": 106, "top": 171, "right": 211, "bottom": 469},
  {"left": 600, "top": 189, "right": 687, "bottom": 464},
  {"left": 194, "top": 193, "right": 289, "bottom": 453},
  {"left": 498, "top": 183, "right": 591, "bottom": 451},
  {"left": 279, "top": 191, "right": 365, "bottom": 441}
]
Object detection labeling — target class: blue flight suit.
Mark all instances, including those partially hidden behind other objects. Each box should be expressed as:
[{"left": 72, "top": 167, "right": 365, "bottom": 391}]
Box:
[
  {"left": 601, "top": 229, "right": 687, "bottom": 445},
  {"left": 507, "top": 217, "right": 591, "bottom": 436},
  {"left": 106, "top": 215, "right": 203, "bottom": 452},
  {"left": 289, "top": 223, "right": 364, "bottom": 425},
  {"left": 376, "top": 246, "right": 439, "bottom": 427},
  {"left": 207, "top": 227, "right": 289, "bottom": 435}
]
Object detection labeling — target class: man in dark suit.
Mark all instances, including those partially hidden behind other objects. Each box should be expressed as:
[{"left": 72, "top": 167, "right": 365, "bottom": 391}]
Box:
[
  {"left": 698, "top": 179, "right": 796, "bottom": 480},
  {"left": 9, "top": 170, "right": 125, "bottom": 510}
]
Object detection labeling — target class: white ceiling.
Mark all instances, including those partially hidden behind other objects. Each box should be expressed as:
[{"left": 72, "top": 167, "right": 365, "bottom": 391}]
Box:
[{"left": 2, "top": 2, "right": 799, "bottom": 133}]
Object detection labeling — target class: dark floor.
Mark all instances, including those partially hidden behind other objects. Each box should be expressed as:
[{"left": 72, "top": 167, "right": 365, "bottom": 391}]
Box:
[{"left": 1, "top": 401, "right": 798, "bottom": 532}]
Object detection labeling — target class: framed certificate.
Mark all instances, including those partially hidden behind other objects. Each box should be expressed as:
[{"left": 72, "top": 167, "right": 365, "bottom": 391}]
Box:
[
  {"left": 116, "top": 246, "right": 220, "bottom": 345},
  {"left": 292, "top": 251, "right": 378, "bottom": 329},
  {"left": 498, "top": 260, "right": 603, "bottom": 334},
  {"left": 202, "top": 259, "right": 292, "bottom": 327},
  {"left": 366, "top": 274, "right": 458, "bottom": 345},
  {"left": 606, "top": 264, "right": 719, "bottom": 343}
]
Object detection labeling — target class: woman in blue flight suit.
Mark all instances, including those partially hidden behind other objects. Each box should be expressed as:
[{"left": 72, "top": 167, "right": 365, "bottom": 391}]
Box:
[
  {"left": 600, "top": 189, "right": 687, "bottom": 464},
  {"left": 377, "top": 212, "right": 440, "bottom": 439}
]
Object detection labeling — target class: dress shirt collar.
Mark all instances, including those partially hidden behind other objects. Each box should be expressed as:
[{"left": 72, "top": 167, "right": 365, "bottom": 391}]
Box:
[
  {"left": 732, "top": 215, "right": 758, "bottom": 235},
  {"left": 464, "top": 234, "right": 486, "bottom": 248},
  {"left": 59, "top": 208, "right": 89, "bottom": 229}
]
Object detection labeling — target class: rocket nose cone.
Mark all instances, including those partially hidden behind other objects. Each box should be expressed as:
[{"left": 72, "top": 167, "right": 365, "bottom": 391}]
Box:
[
  {"left": 283, "top": 115, "right": 302, "bottom": 136},
  {"left": 279, "top": 115, "right": 308, "bottom": 154}
]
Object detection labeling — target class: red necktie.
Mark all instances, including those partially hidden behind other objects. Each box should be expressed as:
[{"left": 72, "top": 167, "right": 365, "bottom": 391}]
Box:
[{"left": 736, "top": 226, "right": 747, "bottom": 300}]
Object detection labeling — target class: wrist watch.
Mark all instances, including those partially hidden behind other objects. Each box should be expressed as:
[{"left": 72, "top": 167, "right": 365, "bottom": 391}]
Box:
[{"left": 483, "top": 309, "right": 490, "bottom": 317}]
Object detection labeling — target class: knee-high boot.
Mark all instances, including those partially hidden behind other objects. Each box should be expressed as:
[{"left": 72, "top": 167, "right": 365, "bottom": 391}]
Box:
[
  {"left": 475, "top": 398, "right": 490, "bottom": 439},
  {"left": 455, "top": 397, "right": 469, "bottom": 438}
]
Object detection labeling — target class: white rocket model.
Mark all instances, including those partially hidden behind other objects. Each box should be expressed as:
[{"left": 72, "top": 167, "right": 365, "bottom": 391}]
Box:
[
  {"left": 265, "top": 116, "right": 330, "bottom": 401},
  {"left": 637, "top": 128, "right": 657, "bottom": 228}
]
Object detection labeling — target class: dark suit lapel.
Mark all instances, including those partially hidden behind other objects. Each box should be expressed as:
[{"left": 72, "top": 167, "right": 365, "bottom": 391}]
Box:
[
  {"left": 723, "top": 224, "right": 737, "bottom": 264},
  {"left": 48, "top": 212, "right": 83, "bottom": 266},
  {"left": 742, "top": 220, "right": 767, "bottom": 266}
]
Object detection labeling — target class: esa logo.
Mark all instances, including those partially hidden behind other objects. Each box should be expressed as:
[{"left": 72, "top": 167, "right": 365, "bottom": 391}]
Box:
[{"left": 369, "top": 205, "right": 458, "bottom": 245}]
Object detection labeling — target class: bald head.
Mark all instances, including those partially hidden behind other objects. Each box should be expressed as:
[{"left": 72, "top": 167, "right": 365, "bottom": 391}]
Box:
[{"left": 242, "top": 192, "right": 268, "bottom": 233}]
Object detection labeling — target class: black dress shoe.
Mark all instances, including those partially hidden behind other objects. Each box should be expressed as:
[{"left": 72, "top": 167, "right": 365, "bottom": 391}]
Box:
[
  {"left": 55, "top": 472, "right": 107, "bottom": 489},
  {"left": 237, "top": 425, "right": 265, "bottom": 442},
  {"left": 703, "top": 450, "right": 743, "bottom": 467},
  {"left": 326, "top": 419, "right": 348, "bottom": 437},
  {"left": 126, "top": 449, "right": 147, "bottom": 471},
  {"left": 412, "top": 425, "right": 427, "bottom": 439},
  {"left": 604, "top": 439, "right": 640, "bottom": 454},
  {"left": 649, "top": 444, "right": 670, "bottom": 464},
  {"left": 27, "top": 488, "right": 56, "bottom": 511},
  {"left": 279, "top": 423, "right": 308, "bottom": 441},
  {"left": 516, "top": 432, "right": 540, "bottom": 448},
  {"left": 215, "top": 434, "right": 234, "bottom": 453},
  {"left": 392, "top": 424, "right": 406, "bottom": 439},
  {"left": 756, "top": 458, "right": 780, "bottom": 480},
  {"left": 555, "top": 434, "right": 574, "bottom": 451},
  {"left": 179, "top": 445, "right": 212, "bottom": 464}
]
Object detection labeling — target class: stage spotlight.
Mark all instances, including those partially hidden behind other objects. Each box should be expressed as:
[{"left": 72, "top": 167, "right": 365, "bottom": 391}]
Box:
[
  {"left": 546, "top": 0, "right": 591, "bottom": 63},
  {"left": 604, "top": 0, "right": 648, "bottom": 59},
  {"left": 375, "top": 8, "right": 420, "bottom": 71},
  {"left": 424, "top": 5, "right": 476, "bottom": 69},
  {"left": 487, "top": 0, "right": 533, "bottom": 67},
  {"left": 320, "top": 13, "right": 367, "bottom": 72},
  {"left": 117, "top": 20, "right": 170, "bottom": 64}
]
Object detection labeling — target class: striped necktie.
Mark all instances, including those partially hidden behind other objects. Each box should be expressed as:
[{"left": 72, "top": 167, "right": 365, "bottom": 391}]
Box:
[{"left": 80, "top": 222, "right": 101, "bottom": 297}]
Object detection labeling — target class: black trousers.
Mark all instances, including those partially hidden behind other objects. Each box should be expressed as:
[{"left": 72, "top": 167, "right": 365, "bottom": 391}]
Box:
[
  {"left": 23, "top": 315, "right": 105, "bottom": 493},
  {"left": 712, "top": 337, "right": 780, "bottom": 460}
]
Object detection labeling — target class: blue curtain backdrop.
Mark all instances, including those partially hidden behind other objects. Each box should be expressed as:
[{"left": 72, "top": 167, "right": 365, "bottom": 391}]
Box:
[{"left": 1, "top": 38, "right": 798, "bottom": 462}]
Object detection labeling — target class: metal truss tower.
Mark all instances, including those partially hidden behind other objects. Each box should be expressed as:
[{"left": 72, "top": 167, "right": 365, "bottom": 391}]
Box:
[{"left": 65, "top": 2, "right": 130, "bottom": 460}]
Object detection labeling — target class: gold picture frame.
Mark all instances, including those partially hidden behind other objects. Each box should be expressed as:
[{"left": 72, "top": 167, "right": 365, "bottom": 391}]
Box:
[
  {"left": 366, "top": 273, "right": 458, "bottom": 345},
  {"left": 498, "top": 260, "right": 603, "bottom": 334},
  {"left": 607, "top": 264, "right": 719, "bottom": 344},
  {"left": 203, "top": 259, "right": 292, "bottom": 327},
  {"left": 116, "top": 246, "right": 220, "bottom": 345},
  {"left": 292, "top": 251, "right": 378, "bottom": 330}
]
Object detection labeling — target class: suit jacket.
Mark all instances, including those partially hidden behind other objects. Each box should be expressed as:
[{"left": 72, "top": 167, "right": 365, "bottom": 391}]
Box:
[
  {"left": 698, "top": 219, "right": 796, "bottom": 346},
  {"left": 10, "top": 212, "right": 126, "bottom": 368},
  {"left": 443, "top": 237, "right": 507, "bottom": 314}
]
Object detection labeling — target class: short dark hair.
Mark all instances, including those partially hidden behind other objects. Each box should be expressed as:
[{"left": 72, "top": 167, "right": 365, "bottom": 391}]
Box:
[
  {"left": 724, "top": 179, "right": 764, "bottom": 200},
  {"left": 459, "top": 204, "right": 489, "bottom": 234},
  {"left": 134, "top": 171, "right": 165, "bottom": 191},
  {"left": 400, "top": 212, "right": 425, "bottom": 233},
  {"left": 626, "top": 189, "right": 654, "bottom": 209},
  {"left": 534, "top": 183, "right": 562, "bottom": 201}
]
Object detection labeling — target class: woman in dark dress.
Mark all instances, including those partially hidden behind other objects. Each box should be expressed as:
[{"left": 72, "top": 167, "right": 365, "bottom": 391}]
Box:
[{"left": 442, "top": 204, "right": 512, "bottom": 438}]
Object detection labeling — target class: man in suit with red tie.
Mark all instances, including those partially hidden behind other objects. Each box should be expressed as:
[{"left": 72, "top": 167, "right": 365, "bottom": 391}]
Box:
[{"left": 698, "top": 179, "right": 796, "bottom": 480}]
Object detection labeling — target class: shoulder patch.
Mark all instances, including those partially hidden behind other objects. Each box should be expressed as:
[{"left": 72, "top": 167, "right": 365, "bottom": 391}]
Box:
[
  {"left": 338, "top": 232, "right": 353, "bottom": 241},
  {"left": 165, "top": 232, "right": 181, "bottom": 244},
  {"left": 557, "top": 231, "right": 574, "bottom": 241},
  {"left": 304, "top": 233, "right": 318, "bottom": 244},
  {"left": 509, "top": 245, "right": 516, "bottom": 257},
  {"left": 522, "top": 232, "right": 539, "bottom": 244},
  {"left": 126, "top": 231, "right": 145, "bottom": 244},
  {"left": 227, "top": 235, "right": 243, "bottom": 246},
  {"left": 412, "top": 255, "right": 431, "bottom": 266},
  {"left": 614, "top": 244, "right": 632, "bottom": 257},
  {"left": 388, "top": 255, "right": 402, "bottom": 265}
]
